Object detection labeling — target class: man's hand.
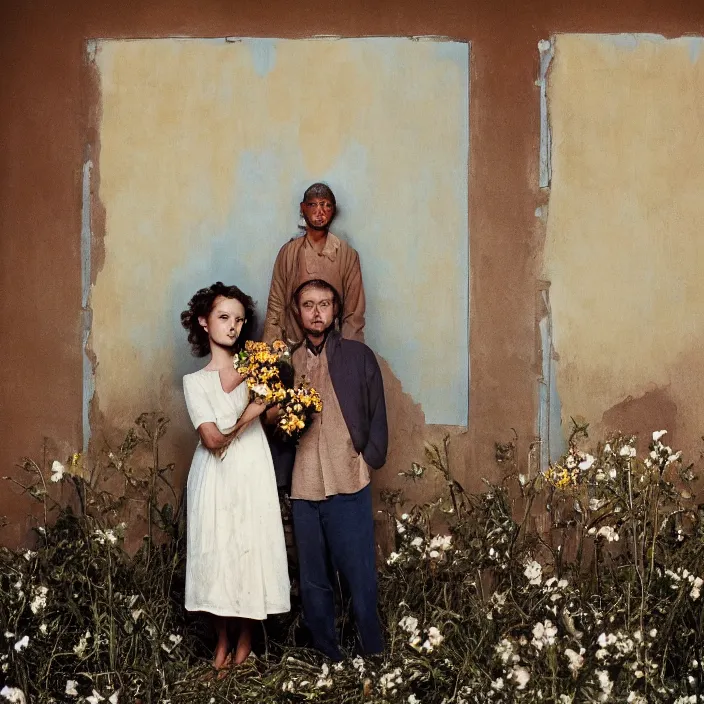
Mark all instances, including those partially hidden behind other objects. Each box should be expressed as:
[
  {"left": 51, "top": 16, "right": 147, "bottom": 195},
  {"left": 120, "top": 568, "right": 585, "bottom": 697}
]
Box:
[{"left": 263, "top": 403, "right": 282, "bottom": 426}]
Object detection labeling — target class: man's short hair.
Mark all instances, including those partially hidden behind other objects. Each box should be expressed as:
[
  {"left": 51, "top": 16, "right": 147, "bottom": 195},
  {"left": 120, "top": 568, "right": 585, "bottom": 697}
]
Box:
[
  {"left": 302, "top": 182, "right": 336, "bottom": 206},
  {"left": 293, "top": 278, "right": 342, "bottom": 311}
]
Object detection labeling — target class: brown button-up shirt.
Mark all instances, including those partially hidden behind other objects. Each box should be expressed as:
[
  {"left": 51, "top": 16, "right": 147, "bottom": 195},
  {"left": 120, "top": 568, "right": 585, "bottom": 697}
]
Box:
[
  {"left": 290, "top": 343, "right": 370, "bottom": 501},
  {"left": 262, "top": 233, "right": 366, "bottom": 345}
]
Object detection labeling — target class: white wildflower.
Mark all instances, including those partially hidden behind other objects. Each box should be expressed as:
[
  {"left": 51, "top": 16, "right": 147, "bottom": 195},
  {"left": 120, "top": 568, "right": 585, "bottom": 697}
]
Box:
[
  {"left": 379, "top": 667, "right": 402, "bottom": 694},
  {"left": 652, "top": 430, "right": 667, "bottom": 442},
  {"left": 131, "top": 609, "right": 143, "bottom": 621},
  {"left": 50, "top": 460, "right": 66, "bottom": 482},
  {"left": 531, "top": 620, "right": 557, "bottom": 650},
  {"left": 351, "top": 656, "right": 365, "bottom": 674},
  {"left": 408, "top": 696, "right": 421, "bottom": 704},
  {"left": 282, "top": 681, "right": 295, "bottom": 692},
  {"left": 603, "top": 443, "right": 612, "bottom": 454},
  {"left": 399, "top": 615, "right": 421, "bottom": 646},
  {"left": 596, "top": 526, "right": 619, "bottom": 542},
  {"left": 422, "top": 626, "right": 444, "bottom": 651},
  {"left": 399, "top": 615, "right": 419, "bottom": 634},
  {"left": 411, "top": 537, "right": 423, "bottom": 548},
  {"left": 627, "top": 692, "right": 647, "bottom": 704},
  {"left": 428, "top": 549, "right": 440, "bottom": 559},
  {"left": 39, "top": 624, "right": 47, "bottom": 635},
  {"left": 30, "top": 586, "right": 48, "bottom": 614},
  {"left": 14, "top": 636, "right": 29, "bottom": 652},
  {"left": 23, "top": 550, "right": 36, "bottom": 561},
  {"left": 429, "top": 535, "right": 452, "bottom": 551},
  {"left": 73, "top": 630, "right": 91, "bottom": 657},
  {"left": 589, "top": 497, "right": 606, "bottom": 511},
  {"left": 93, "top": 529, "right": 118, "bottom": 546},
  {"left": 619, "top": 445, "right": 636, "bottom": 458},
  {"left": 510, "top": 665, "right": 530, "bottom": 690},
  {"left": 161, "top": 633, "right": 182, "bottom": 653},
  {"left": 495, "top": 638, "right": 518, "bottom": 664},
  {"left": 490, "top": 678, "right": 504, "bottom": 691},
  {"left": 564, "top": 647, "right": 585, "bottom": 674},
  {"left": 595, "top": 669, "right": 613, "bottom": 700},
  {"left": 691, "top": 577, "right": 703, "bottom": 600},
  {"left": 0, "top": 688, "right": 26, "bottom": 704},
  {"left": 3, "top": 632, "right": 14, "bottom": 639},
  {"left": 668, "top": 451, "right": 682, "bottom": 464},
  {"left": 65, "top": 680, "right": 79, "bottom": 697},
  {"left": 524, "top": 559, "right": 542, "bottom": 585},
  {"left": 251, "top": 383, "right": 270, "bottom": 398},
  {"left": 396, "top": 520, "right": 406, "bottom": 535},
  {"left": 491, "top": 591, "right": 507, "bottom": 607},
  {"left": 578, "top": 454, "right": 595, "bottom": 470},
  {"left": 315, "top": 663, "right": 332, "bottom": 688},
  {"left": 518, "top": 473, "right": 527, "bottom": 486},
  {"left": 86, "top": 691, "right": 104, "bottom": 704},
  {"left": 386, "top": 551, "right": 401, "bottom": 565}
]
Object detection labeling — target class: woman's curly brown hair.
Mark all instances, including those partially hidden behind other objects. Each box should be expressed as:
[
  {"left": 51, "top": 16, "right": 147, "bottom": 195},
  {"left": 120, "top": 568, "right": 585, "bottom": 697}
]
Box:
[{"left": 180, "top": 282, "right": 256, "bottom": 357}]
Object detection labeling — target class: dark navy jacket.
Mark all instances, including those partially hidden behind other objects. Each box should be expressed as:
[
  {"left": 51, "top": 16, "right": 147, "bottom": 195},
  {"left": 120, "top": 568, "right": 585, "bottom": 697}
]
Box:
[
  {"left": 324, "top": 330, "right": 388, "bottom": 470},
  {"left": 269, "top": 329, "right": 388, "bottom": 489}
]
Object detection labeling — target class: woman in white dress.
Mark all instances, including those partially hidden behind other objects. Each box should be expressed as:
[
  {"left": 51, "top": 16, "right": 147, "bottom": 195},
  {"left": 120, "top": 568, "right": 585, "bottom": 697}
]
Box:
[{"left": 180, "top": 282, "right": 290, "bottom": 670}]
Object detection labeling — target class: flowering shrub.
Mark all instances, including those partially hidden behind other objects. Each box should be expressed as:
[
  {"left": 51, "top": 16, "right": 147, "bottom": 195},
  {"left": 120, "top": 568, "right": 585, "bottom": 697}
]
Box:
[{"left": 2, "top": 419, "right": 704, "bottom": 702}]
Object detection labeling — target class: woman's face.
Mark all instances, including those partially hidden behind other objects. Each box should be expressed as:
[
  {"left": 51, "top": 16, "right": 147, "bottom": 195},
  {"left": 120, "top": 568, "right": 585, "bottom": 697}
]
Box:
[{"left": 198, "top": 295, "right": 246, "bottom": 350}]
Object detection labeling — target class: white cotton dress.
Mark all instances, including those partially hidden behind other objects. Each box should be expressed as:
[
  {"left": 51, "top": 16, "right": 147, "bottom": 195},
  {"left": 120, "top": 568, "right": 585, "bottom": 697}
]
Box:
[{"left": 183, "top": 369, "right": 290, "bottom": 618}]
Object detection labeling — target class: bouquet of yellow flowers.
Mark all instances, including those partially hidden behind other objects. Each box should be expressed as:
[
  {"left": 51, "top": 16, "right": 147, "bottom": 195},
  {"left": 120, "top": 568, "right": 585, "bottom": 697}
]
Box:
[
  {"left": 236, "top": 340, "right": 289, "bottom": 406},
  {"left": 277, "top": 383, "right": 323, "bottom": 442},
  {"left": 235, "top": 340, "right": 322, "bottom": 442}
]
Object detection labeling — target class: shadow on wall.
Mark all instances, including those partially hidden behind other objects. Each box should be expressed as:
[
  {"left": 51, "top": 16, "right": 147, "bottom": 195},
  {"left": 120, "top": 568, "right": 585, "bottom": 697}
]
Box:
[{"left": 601, "top": 387, "right": 678, "bottom": 450}]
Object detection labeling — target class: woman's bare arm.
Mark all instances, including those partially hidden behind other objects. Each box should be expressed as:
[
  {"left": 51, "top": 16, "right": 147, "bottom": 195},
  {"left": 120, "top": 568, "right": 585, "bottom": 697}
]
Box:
[{"left": 197, "top": 401, "right": 267, "bottom": 452}]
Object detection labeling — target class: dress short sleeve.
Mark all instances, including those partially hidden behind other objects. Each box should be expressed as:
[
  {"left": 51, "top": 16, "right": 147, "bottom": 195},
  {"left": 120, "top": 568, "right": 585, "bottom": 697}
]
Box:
[{"left": 183, "top": 374, "right": 217, "bottom": 430}]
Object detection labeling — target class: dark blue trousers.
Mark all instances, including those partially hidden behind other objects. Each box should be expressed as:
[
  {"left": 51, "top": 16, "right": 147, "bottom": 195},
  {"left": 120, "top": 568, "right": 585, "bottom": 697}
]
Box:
[{"left": 291, "top": 484, "right": 383, "bottom": 660}]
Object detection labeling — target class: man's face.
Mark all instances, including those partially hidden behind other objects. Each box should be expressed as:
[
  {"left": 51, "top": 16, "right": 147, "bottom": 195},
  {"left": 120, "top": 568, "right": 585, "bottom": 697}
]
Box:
[
  {"left": 300, "top": 197, "right": 335, "bottom": 231},
  {"left": 298, "top": 285, "right": 336, "bottom": 336}
]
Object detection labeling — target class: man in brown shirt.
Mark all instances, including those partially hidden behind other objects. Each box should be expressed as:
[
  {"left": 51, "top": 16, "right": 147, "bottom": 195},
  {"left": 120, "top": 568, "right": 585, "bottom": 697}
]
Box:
[
  {"left": 289, "top": 277, "right": 387, "bottom": 661},
  {"left": 262, "top": 183, "right": 366, "bottom": 345}
]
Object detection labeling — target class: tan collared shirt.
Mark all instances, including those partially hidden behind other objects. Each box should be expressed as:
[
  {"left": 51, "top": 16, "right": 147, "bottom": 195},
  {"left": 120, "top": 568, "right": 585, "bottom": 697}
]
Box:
[
  {"left": 290, "top": 344, "right": 370, "bottom": 501},
  {"left": 262, "top": 233, "right": 366, "bottom": 345}
]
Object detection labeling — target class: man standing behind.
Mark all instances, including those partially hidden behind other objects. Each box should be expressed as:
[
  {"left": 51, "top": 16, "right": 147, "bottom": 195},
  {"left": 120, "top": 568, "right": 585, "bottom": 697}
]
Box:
[
  {"left": 288, "top": 277, "right": 387, "bottom": 661},
  {"left": 262, "top": 183, "right": 366, "bottom": 345}
]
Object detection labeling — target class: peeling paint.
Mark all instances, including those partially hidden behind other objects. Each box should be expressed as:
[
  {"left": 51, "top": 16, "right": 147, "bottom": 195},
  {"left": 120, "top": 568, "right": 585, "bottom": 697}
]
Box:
[
  {"left": 85, "top": 39, "right": 97, "bottom": 63},
  {"left": 537, "top": 38, "right": 553, "bottom": 189},
  {"left": 247, "top": 38, "right": 277, "bottom": 76},
  {"left": 597, "top": 33, "right": 665, "bottom": 50},
  {"left": 686, "top": 37, "right": 704, "bottom": 64},
  {"left": 536, "top": 283, "right": 564, "bottom": 469},
  {"left": 81, "top": 156, "right": 95, "bottom": 452}
]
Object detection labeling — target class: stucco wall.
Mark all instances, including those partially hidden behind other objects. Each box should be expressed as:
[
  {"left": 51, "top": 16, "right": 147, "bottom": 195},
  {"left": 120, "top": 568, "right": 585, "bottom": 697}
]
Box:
[
  {"left": 90, "top": 37, "right": 469, "bottom": 443},
  {"left": 3, "top": 0, "right": 704, "bottom": 546},
  {"left": 544, "top": 33, "right": 704, "bottom": 454}
]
